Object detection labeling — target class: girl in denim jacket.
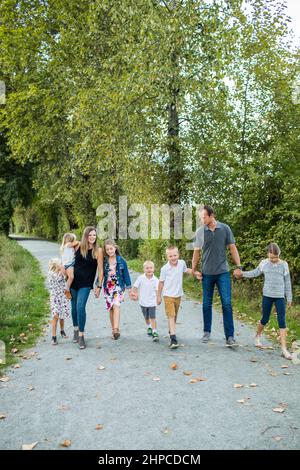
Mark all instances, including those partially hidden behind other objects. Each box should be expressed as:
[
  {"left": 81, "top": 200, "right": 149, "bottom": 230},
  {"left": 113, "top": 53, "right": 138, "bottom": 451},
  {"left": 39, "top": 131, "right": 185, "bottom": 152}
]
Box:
[{"left": 102, "top": 239, "right": 132, "bottom": 339}]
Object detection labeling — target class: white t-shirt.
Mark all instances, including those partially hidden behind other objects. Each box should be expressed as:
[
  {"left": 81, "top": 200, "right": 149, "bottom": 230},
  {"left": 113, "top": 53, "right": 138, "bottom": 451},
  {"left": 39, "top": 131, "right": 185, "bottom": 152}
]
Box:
[
  {"left": 159, "top": 260, "right": 188, "bottom": 297},
  {"left": 61, "top": 246, "right": 75, "bottom": 267},
  {"left": 134, "top": 274, "right": 159, "bottom": 307}
]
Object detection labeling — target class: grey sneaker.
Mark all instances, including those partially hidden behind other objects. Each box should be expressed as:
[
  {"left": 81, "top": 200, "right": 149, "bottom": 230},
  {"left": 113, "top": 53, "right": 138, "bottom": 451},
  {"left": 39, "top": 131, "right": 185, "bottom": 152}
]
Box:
[
  {"left": 226, "top": 336, "right": 238, "bottom": 348},
  {"left": 78, "top": 335, "right": 86, "bottom": 349},
  {"left": 202, "top": 332, "right": 210, "bottom": 343},
  {"left": 73, "top": 330, "right": 79, "bottom": 343}
]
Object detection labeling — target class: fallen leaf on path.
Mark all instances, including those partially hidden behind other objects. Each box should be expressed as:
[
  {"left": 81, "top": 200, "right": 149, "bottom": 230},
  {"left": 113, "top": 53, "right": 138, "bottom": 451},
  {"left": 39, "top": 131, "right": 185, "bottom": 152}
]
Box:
[
  {"left": 273, "top": 436, "right": 282, "bottom": 442},
  {"left": 153, "top": 377, "right": 161, "bottom": 382},
  {"left": 22, "top": 442, "right": 38, "bottom": 450},
  {"left": 283, "top": 372, "right": 291, "bottom": 375},
  {"left": 14, "top": 364, "right": 21, "bottom": 369},
  {"left": 237, "top": 398, "right": 250, "bottom": 404},
  {"left": 162, "top": 427, "right": 170, "bottom": 435},
  {"left": 11, "top": 348, "right": 18, "bottom": 354},
  {"left": 234, "top": 384, "right": 244, "bottom": 389},
  {"left": 183, "top": 371, "right": 192, "bottom": 376},
  {"left": 266, "top": 366, "right": 278, "bottom": 377},
  {"left": 272, "top": 407, "right": 285, "bottom": 413},
  {"left": 95, "top": 424, "right": 103, "bottom": 430},
  {"left": 60, "top": 439, "right": 71, "bottom": 448},
  {"left": 0, "top": 414, "right": 7, "bottom": 419},
  {"left": 58, "top": 404, "right": 69, "bottom": 411},
  {"left": 250, "top": 357, "right": 257, "bottom": 363},
  {"left": 281, "top": 365, "right": 289, "bottom": 369},
  {"left": 195, "top": 377, "right": 207, "bottom": 382},
  {"left": 170, "top": 363, "right": 178, "bottom": 370},
  {"left": 28, "top": 385, "right": 35, "bottom": 391},
  {"left": 0, "top": 376, "right": 9, "bottom": 383},
  {"left": 65, "top": 357, "right": 72, "bottom": 361},
  {"left": 97, "top": 365, "right": 105, "bottom": 371},
  {"left": 189, "top": 379, "right": 198, "bottom": 384},
  {"left": 250, "top": 383, "right": 258, "bottom": 387}
]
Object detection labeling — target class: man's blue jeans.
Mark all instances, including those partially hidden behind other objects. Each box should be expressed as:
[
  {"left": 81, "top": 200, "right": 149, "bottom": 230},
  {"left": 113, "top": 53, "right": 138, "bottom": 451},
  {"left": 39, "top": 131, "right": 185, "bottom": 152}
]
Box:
[
  {"left": 70, "top": 287, "right": 91, "bottom": 333},
  {"left": 202, "top": 272, "right": 234, "bottom": 339}
]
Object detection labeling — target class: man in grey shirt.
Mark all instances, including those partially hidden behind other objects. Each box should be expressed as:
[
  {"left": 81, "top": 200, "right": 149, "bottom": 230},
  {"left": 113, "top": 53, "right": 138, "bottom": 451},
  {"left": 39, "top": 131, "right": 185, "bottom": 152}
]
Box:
[{"left": 192, "top": 205, "right": 242, "bottom": 347}]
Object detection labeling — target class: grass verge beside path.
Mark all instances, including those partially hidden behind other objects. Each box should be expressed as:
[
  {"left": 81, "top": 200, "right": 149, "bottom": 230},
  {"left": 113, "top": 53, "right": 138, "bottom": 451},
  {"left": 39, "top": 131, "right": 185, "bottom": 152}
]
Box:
[
  {"left": 0, "top": 235, "right": 49, "bottom": 372},
  {"left": 127, "top": 258, "right": 300, "bottom": 346}
]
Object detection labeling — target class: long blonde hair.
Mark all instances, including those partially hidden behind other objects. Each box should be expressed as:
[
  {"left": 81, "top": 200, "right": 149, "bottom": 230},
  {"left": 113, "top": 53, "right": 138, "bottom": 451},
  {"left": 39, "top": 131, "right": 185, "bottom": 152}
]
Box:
[
  {"left": 80, "top": 226, "right": 99, "bottom": 259},
  {"left": 60, "top": 233, "right": 76, "bottom": 253},
  {"left": 48, "top": 258, "right": 62, "bottom": 272}
]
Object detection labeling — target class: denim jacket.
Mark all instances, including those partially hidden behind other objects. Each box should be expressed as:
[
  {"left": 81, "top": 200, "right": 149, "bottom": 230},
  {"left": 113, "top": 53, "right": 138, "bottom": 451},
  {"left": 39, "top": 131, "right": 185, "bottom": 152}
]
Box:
[{"left": 102, "top": 255, "right": 132, "bottom": 291}]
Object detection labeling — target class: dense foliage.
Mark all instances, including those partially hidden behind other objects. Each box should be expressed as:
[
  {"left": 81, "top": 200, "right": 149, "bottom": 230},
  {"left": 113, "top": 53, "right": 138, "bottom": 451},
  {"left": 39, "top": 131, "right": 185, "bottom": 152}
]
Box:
[{"left": 0, "top": 0, "right": 299, "bottom": 291}]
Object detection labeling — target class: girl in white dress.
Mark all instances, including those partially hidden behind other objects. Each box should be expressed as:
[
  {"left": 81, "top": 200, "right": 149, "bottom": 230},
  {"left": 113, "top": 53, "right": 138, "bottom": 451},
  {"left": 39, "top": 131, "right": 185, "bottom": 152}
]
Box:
[{"left": 48, "top": 258, "right": 70, "bottom": 345}]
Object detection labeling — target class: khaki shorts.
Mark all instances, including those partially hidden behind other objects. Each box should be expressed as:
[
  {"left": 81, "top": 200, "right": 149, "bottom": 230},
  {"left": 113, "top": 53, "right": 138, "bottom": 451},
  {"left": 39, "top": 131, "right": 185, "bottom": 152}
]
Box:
[{"left": 164, "top": 296, "right": 181, "bottom": 318}]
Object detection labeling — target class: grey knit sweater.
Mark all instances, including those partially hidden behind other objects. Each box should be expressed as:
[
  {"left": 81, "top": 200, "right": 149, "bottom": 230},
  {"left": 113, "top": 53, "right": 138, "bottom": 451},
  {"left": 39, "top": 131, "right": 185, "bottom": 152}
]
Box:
[{"left": 242, "top": 259, "right": 292, "bottom": 302}]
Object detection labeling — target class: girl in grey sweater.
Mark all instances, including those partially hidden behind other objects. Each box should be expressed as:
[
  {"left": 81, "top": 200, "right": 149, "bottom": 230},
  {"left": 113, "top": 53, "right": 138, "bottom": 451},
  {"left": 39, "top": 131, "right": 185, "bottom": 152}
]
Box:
[{"left": 237, "top": 243, "right": 293, "bottom": 360}]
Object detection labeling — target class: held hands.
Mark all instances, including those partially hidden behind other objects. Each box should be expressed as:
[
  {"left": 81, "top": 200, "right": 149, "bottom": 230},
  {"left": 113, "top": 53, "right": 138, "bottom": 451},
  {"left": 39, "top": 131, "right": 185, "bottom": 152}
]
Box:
[
  {"left": 233, "top": 268, "right": 243, "bottom": 279},
  {"left": 157, "top": 295, "right": 162, "bottom": 306},
  {"left": 94, "top": 286, "right": 101, "bottom": 298},
  {"left": 129, "top": 289, "right": 138, "bottom": 301},
  {"left": 192, "top": 269, "right": 202, "bottom": 281}
]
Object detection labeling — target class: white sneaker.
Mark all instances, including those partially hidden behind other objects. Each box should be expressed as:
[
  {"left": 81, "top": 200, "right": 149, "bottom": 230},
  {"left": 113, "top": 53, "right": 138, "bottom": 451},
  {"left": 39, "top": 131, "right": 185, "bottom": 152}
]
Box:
[
  {"left": 254, "top": 335, "right": 262, "bottom": 347},
  {"left": 281, "top": 349, "right": 292, "bottom": 360}
]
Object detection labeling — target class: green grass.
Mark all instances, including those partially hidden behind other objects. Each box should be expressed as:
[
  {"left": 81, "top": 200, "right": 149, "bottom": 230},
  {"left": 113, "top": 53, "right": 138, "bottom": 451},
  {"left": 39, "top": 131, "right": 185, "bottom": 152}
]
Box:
[
  {"left": 127, "top": 258, "right": 300, "bottom": 346},
  {"left": 0, "top": 235, "right": 49, "bottom": 372}
]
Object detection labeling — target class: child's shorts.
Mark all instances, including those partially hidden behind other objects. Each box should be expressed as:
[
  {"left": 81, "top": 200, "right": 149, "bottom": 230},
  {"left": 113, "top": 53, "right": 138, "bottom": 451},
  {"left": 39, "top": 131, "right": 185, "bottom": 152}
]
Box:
[
  {"left": 164, "top": 296, "right": 181, "bottom": 318},
  {"left": 64, "top": 261, "right": 75, "bottom": 270},
  {"left": 140, "top": 306, "right": 156, "bottom": 320},
  {"left": 261, "top": 296, "right": 286, "bottom": 329}
]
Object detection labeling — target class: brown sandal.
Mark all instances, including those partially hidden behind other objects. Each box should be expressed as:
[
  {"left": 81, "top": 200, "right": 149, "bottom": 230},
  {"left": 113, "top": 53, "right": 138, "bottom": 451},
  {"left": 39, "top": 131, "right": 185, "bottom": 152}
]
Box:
[{"left": 112, "top": 328, "right": 120, "bottom": 340}]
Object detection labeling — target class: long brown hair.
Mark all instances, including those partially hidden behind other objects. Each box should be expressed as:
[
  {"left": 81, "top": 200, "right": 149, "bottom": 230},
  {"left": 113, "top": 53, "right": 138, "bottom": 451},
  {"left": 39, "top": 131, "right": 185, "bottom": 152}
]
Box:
[{"left": 80, "top": 226, "right": 99, "bottom": 259}]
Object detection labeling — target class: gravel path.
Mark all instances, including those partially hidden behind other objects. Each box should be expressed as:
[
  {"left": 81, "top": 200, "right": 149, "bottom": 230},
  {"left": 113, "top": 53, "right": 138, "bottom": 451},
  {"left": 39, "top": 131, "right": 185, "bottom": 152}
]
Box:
[{"left": 0, "top": 240, "right": 299, "bottom": 450}]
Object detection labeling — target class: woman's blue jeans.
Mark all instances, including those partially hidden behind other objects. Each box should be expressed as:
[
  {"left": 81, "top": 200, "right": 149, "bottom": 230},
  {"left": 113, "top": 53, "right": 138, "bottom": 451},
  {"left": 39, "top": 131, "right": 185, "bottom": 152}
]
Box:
[{"left": 70, "top": 287, "right": 91, "bottom": 333}]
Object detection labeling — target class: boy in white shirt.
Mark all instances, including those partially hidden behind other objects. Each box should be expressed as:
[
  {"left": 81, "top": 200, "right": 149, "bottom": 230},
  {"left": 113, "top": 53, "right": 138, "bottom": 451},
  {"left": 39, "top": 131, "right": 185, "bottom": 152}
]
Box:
[
  {"left": 132, "top": 260, "right": 160, "bottom": 341},
  {"left": 157, "top": 246, "right": 196, "bottom": 349}
]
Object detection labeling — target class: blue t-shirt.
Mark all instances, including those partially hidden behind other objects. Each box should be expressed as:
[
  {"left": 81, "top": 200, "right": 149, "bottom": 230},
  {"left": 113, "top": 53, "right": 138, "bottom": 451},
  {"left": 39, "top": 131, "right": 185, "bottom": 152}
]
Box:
[{"left": 193, "top": 222, "right": 235, "bottom": 275}]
